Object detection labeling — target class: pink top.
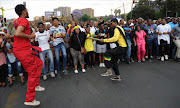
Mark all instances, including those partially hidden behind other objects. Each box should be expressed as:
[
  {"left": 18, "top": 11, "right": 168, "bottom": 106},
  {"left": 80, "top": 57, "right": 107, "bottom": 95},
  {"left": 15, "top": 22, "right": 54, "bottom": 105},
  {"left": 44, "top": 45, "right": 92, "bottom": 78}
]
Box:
[
  {"left": 0, "top": 52, "right": 7, "bottom": 66},
  {"left": 135, "top": 30, "right": 146, "bottom": 43}
]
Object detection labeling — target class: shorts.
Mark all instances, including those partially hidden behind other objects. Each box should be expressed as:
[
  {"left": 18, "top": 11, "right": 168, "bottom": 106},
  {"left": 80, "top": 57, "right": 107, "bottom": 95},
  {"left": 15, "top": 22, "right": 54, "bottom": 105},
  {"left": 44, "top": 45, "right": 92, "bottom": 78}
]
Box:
[{"left": 97, "top": 44, "right": 107, "bottom": 53}]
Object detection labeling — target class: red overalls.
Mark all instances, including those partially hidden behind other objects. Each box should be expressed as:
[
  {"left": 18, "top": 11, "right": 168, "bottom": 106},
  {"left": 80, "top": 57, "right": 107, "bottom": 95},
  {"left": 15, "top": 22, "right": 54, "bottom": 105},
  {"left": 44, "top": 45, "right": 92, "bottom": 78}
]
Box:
[{"left": 13, "top": 17, "right": 43, "bottom": 102}]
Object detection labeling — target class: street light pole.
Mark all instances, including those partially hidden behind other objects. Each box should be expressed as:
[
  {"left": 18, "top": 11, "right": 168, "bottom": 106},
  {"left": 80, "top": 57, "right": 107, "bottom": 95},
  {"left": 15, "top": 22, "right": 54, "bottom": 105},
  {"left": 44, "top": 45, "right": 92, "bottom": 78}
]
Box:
[{"left": 130, "top": 2, "right": 133, "bottom": 20}]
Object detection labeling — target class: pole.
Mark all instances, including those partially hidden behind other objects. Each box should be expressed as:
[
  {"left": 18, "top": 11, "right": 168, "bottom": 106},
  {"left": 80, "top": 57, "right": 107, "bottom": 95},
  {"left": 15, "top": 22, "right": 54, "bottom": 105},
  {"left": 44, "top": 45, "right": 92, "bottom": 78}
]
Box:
[
  {"left": 130, "top": 2, "right": 133, "bottom": 20},
  {"left": 23, "top": 1, "right": 26, "bottom": 7},
  {"left": 123, "top": 3, "right": 125, "bottom": 20},
  {"left": 1, "top": 7, "right": 5, "bottom": 27}
]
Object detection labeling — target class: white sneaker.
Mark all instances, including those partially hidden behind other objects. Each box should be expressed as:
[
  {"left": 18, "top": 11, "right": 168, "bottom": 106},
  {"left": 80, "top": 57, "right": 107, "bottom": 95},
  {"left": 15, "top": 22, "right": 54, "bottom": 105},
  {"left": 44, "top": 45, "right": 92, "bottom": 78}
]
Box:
[
  {"left": 99, "top": 63, "right": 103, "bottom": 67},
  {"left": 43, "top": 75, "right": 47, "bottom": 80},
  {"left": 74, "top": 70, "right": 78, "bottom": 74},
  {"left": 145, "top": 56, "right": 148, "bottom": 59},
  {"left": 35, "top": 86, "right": 45, "bottom": 92},
  {"left": 101, "top": 72, "right": 113, "bottom": 76},
  {"left": 24, "top": 99, "right": 40, "bottom": 106},
  {"left": 161, "top": 56, "right": 164, "bottom": 61},
  {"left": 50, "top": 72, "right": 55, "bottom": 78},
  {"left": 150, "top": 56, "right": 153, "bottom": 59},
  {"left": 138, "top": 60, "right": 141, "bottom": 63},
  {"left": 142, "top": 58, "right": 145, "bottom": 62},
  {"left": 165, "top": 55, "right": 168, "bottom": 60},
  {"left": 82, "top": 69, "right": 86, "bottom": 73},
  {"left": 102, "top": 63, "right": 105, "bottom": 67},
  {"left": 55, "top": 70, "right": 57, "bottom": 74},
  {"left": 117, "top": 59, "right": 121, "bottom": 63}
]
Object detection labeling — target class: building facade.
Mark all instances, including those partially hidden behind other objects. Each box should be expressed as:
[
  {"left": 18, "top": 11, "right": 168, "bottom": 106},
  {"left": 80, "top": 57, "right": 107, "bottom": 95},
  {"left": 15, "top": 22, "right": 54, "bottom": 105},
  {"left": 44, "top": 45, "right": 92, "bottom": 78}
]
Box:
[{"left": 54, "top": 7, "right": 71, "bottom": 17}]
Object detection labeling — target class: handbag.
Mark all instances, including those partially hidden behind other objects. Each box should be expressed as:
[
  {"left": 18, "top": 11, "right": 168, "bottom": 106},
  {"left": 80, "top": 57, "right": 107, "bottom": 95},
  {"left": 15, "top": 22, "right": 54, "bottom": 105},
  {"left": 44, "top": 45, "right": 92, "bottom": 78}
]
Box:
[{"left": 76, "top": 35, "right": 87, "bottom": 54}]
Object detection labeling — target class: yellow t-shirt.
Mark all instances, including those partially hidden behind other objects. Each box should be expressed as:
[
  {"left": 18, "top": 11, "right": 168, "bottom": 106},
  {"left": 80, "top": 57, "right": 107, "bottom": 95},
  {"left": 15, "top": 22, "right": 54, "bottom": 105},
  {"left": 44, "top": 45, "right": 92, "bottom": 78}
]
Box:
[
  {"left": 104, "top": 26, "right": 127, "bottom": 47},
  {"left": 84, "top": 33, "right": 94, "bottom": 52}
]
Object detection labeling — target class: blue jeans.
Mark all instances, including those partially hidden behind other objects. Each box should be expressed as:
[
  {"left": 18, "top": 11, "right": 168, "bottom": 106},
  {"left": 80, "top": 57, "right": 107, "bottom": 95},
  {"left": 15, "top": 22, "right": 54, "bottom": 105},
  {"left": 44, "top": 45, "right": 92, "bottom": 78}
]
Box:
[
  {"left": 39, "top": 49, "right": 54, "bottom": 75},
  {"left": 126, "top": 38, "right": 131, "bottom": 59},
  {"left": 146, "top": 38, "right": 159, "bottom": 58},
  {"left": 54, "top": 43, "right": 67, "bottom": 74},
  {"left": 7, "top": 58, "right": 23, "bottom": 77}
]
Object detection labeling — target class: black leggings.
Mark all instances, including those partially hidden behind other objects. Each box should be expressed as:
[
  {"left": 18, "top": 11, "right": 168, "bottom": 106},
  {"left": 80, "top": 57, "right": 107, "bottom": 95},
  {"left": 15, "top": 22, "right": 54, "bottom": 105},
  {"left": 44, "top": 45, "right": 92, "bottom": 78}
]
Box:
[
  {"left": 104, "top": 46, "right": 127, "bottom": 75},
  {"left": 0, "top": 64, "right": 7, "bottom": 83},
  {"left": 159, "top": 40, "right": 170, "bottom": 56},
  {"left": 85, "top": 51, "right": 95, "bottom": 66}
]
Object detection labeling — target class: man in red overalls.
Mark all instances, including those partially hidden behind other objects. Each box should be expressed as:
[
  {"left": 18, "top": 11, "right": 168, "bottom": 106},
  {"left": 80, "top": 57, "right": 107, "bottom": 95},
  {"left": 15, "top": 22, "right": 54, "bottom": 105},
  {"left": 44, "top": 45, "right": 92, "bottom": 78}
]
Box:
[{"left": 13, "top": 4, "right": 44, "bottom": 106}]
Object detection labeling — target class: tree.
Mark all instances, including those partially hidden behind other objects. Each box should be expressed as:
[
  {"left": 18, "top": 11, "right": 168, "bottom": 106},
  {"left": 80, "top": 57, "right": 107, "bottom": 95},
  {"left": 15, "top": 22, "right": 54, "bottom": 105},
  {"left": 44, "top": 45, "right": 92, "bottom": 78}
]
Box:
[
  {"left": 126, "top": 0, "right": 180, "bottom": 20},
  {"left": 114, "top": 9, "right": 118, "bottom": 17},
  {"left": 126, "top": 5, "right": 155, "bottom": 20},
  {"left": 79, "top": 14, "right": 91, "bottom": 22},
  {"left": 117, "top": 9, "right": 121, "bottom": 16},
  {"left": 91, "top": 17, "right": 97, "bottom": 21}
]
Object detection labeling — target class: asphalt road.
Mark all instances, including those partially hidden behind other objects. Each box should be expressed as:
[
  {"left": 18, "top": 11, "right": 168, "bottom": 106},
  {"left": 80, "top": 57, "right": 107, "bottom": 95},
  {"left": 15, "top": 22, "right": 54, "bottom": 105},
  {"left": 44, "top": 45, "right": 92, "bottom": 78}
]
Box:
[{"left": 0, "top": 59, "right": 180, "bottom": 108}]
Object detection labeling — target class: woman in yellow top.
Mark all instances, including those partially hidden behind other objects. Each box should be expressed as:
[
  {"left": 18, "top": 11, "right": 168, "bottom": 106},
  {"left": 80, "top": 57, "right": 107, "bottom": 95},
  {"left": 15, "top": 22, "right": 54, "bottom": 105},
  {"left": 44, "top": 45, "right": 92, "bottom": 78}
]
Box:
[{"left": 84, "top": 26, "right": 95, "bottom": 69}]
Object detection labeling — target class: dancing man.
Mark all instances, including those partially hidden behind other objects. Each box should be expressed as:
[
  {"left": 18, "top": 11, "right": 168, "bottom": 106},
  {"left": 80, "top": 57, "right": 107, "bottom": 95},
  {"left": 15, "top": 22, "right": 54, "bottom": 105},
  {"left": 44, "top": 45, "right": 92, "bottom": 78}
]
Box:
[
  {"left": 100, "top": 18, "right": 127, "bottom": 81},
  {"left": 13, "top": 4, "right": 44, "bottom": 106}
]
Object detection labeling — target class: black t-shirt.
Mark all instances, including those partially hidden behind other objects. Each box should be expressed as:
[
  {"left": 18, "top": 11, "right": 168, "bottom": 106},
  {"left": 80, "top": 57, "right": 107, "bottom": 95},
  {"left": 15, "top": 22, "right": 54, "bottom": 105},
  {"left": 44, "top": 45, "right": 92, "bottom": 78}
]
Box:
[
  {"left": 95, "top": 29, "right": 106, "bottom": 45},
  {"left": 108, "top": 28, "right": 114, "bottom": 38},
  {"left": 70, "top": 32, "right": 86, "bottom": 51}
]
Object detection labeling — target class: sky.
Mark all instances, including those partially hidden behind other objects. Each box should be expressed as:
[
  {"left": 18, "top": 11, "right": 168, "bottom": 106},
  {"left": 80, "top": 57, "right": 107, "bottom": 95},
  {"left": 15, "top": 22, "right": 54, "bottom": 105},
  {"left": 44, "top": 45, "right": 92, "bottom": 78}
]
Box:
[{"left": 0, "top": 0, "right": 134, "bottom": 21}]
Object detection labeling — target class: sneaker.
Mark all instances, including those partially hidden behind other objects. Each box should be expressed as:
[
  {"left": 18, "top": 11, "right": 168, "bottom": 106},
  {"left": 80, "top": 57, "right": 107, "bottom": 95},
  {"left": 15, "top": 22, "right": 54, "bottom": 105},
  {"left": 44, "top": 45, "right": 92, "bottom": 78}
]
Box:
[
  {"left": 131, "top": 59, "right": 134, "bottom": 63},
  {"left": 43, "top": 75, "right": 47, "bottom": 81},
  {"left": 99, "top": 63, "right": 103, "bottom": 67},
  {"left": 142, "top": 58, "right": 145, "bottom": 62},
  {"left": 57, "top": 74, "right": 61, "bottom": 78},
  {"left": 161, "top": 56, "right": 164, "bottom": 61},
  {"left": 63, "top": 70, "right": 69, "bottom": 75},
  {"left": 82, "top": 69, "right": 86, "bottom": 73},
  {"left": 117, "top": 59, "right": 121, "bottom": 63},
  {"left": 74, "top": 70, "right": 78, "bottom": 74},
  {"left": 102, "top": 63, "right": 106, "bottom": 67},
  {"left": 55, "top": 70, "right": 57, "bottom": 74},
  {"left": 110, "top": 76, "right": 122, "bottom": 81},
  {"left": 165, "top": 55, "right": 168, "bottom": 60},
  {"left": 138, "top": 60, "right": 141, "bottom": 63},
  {"left": 145, "top": 56, "right": 148, "bottom": 59},
  {"left": 50, "top": 72, "right": 55, "bottom": 78},
  {"left": 24, "top": 100, "right": 40, "bottom": 106},
  {"left": 150, "top": 56, "right": 153, "bottom": 59},
  {"left": 35, "top": 86, "right": 45, "bottom": 92},
  {"left": 101, "top": 72, "right": 113, "bottom": 77}
]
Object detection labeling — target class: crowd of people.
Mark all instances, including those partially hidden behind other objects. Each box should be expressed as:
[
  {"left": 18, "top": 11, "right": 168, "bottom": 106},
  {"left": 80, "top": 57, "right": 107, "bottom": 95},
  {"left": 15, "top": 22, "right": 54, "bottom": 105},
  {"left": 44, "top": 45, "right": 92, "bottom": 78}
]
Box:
[{"left": 0, "top": 12, "right": 180, "bottom": 88}]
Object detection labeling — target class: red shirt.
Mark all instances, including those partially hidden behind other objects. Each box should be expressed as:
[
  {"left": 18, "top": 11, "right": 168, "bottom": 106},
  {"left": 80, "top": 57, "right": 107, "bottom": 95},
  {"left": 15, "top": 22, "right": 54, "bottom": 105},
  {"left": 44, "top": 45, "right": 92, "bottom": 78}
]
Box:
[{"left": 13, "top": 17, "right": 31, "bottom": 50}]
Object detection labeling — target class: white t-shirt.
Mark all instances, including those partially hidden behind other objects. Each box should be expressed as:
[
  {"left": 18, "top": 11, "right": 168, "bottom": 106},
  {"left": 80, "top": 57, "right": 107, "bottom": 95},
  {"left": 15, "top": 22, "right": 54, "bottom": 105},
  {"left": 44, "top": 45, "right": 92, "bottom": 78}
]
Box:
[
  {"left": 49, "top": 26, "right": 66, "bottom": 46},
  {"left": 90, "top": 26, "right": 97, "bottom": 34},
  {"left": 77, "top": 25, "right": 85, "bottom": 32},
  {"left": 35, "top": 31, "right": 50, "bottom": 51},
  {"left": 156, "top": 24, "right": 171, "bottom": 45}
]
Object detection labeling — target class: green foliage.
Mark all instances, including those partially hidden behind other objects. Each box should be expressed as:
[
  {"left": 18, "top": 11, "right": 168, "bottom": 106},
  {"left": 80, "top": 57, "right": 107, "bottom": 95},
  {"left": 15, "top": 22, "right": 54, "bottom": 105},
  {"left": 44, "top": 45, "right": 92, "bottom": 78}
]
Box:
[
  {"left": 100, "top": 17, "right": 110, "bottom": 22},
  {"left": 91, "top": 17, "right": 97, "bottom": 21},
  {"left": 127, "top": 5, "right": 155, "bottom": 20},
  {"left": 127, "top": 0, "right": 180, "bottom": 20},
  {"left": 79, "top": 14, "right": 91, "bottom": 22},
  {"left": 114, "top": 9, "right": 121, "bottom": 17}
]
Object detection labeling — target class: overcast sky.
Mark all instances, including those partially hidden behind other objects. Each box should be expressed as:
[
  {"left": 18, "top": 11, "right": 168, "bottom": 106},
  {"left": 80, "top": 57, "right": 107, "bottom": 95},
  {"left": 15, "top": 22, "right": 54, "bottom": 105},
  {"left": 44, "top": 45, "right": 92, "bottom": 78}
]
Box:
[{"left": 0, "top": 0, "right": 134, "bottom": 21}]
